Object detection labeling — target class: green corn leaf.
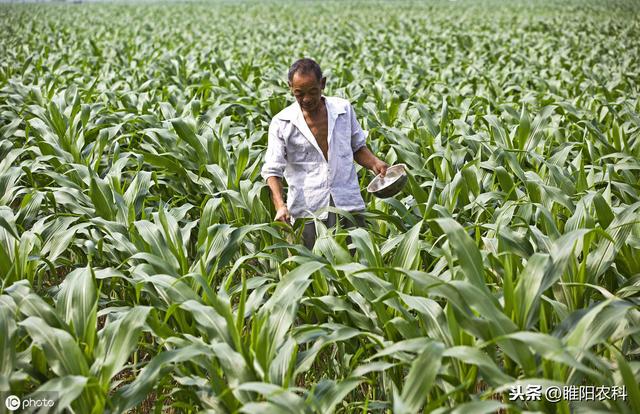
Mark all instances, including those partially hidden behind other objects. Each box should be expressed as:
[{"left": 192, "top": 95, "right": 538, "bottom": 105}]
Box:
[
  {"left": 89, "top": 174, "right": 116, "bottom": 220},
  {"left": 447, "top": 401, "right": 508, "bottom": 414},
  {"left": 30, "top": 375, "right": 90, "bottom": 413},
  {"left": 394, "top": 341, "right": 444, "bottom": 414},
  {"left": 308, "top": 378, "right": 362, "bottom": 413},
  {"left": 514, "top": 253, "right": 550, "bottom": 329},
  {"left": 111, "top": 344, "right": 209, "bottom": 413},
  {"left": 613, "top": 347, "right": 640, "bottom": 413},
  {"left": 172, "top": 118, "right": 207, "bottom": 164},
  {"left": 19, "top": 317, "right": 90, "bottom": 376},
  {"left": 91, "top": 306, "right": 151, "bottom": 386},
  {"left": 0, "top": 306, "right": 17, "bottom": 390},
  {"left": 434, "top": 218, "right": 488, "bottom": 293},
  {"left": 391, "top": 221, "right": 423, "bottom": 270},
  {"left": 443, "top": 346, "right": 513, "bottom": 387},
  {"left": 56, "top": 266, "right": 98, "bottom": 349}
]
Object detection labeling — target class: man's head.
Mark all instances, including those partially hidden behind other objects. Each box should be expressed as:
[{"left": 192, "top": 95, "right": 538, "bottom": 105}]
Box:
[{"left": 288, "top": 58, "right": 326, "bottom": 113}]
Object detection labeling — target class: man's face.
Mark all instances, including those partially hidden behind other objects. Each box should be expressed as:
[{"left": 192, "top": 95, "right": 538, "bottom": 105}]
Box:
[{"left": 289, "top": 72, "right": 326, "bottom": 113}]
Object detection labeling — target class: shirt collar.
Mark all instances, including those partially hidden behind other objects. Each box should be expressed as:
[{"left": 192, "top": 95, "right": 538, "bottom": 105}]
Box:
[
  {"left": 282, "top": 96, "right": 348, "bottom": 157},
  {"left": 280, "top": 95, "right": 346, "bottom": 121}
]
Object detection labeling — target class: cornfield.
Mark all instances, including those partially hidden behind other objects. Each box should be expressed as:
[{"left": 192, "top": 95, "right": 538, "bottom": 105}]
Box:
[{"left": 1, "top": 0, "right": 639, "bottom": 413}]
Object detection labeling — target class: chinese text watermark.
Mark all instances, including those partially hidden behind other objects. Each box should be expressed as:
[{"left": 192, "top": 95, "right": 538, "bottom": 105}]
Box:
[{"left": 508, "top": 385, "right": 627, "bottom": 403}]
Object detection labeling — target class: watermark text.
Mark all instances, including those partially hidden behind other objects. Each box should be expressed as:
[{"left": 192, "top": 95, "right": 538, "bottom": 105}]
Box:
[{"left": 508, "top": 385, "right": 627, "bottom": 403}]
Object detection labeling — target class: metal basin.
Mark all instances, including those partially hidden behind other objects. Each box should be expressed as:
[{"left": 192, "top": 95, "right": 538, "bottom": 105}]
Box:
[{"left": 367, "top": 164, "right": 408, "bottom": 198}]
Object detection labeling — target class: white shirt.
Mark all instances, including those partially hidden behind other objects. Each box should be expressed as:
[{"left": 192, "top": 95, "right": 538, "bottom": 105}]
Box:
[{"left": 261, "top": 96, "right": 367, "bottom": 220}]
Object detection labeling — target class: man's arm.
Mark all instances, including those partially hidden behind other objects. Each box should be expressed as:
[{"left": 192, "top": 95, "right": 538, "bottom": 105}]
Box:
[
  {"left": 266, "top": 176, "right": 290, "bottom": 223},
  {"left": 348, "top": 103, "right": 388, "bottom": 177},
  {"left": 354, "top": 146, "right": 388, "bottom": 177},
  {"left": 261, "top": 120, "right": 291, "bottom": 223}
]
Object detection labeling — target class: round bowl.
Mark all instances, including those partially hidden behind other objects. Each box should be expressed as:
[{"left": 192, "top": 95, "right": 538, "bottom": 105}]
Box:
[{"left": 366, "top": 164, "right": 408, "bottom": 198}]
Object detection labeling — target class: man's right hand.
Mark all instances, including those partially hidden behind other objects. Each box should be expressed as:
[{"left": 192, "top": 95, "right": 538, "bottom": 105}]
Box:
[
  {"left": 274, "top": 205, "right": 291, "bottom": 223},
  {"left": 266, "top": 177, "right": 290, "bottom": 224}
]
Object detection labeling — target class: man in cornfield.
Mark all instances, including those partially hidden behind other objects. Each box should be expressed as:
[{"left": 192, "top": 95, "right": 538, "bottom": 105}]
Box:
[{"left": 261, "top": 58, "right": 388, "bottom": 249}]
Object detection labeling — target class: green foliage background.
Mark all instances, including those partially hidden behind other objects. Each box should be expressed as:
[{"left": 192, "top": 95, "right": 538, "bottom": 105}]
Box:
[{"left": 1, "top": 0, "right": 639, "bottom": 412}]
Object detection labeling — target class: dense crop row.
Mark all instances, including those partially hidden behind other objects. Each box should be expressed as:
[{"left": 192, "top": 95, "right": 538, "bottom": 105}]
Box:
[{"left": 1, "top": 0, "right": 639, "bottom": 413}]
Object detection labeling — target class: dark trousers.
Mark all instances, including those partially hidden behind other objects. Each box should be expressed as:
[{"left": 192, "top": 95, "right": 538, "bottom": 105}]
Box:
[{"left": 301, "top": 197, "right": 365, "bottom": 250}]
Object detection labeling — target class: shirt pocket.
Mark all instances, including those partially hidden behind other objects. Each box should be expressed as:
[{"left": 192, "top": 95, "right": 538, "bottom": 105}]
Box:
[
  {"left": 333, "top": 117, "right": 354, "bottom": 156},
  {"left": 286, "top": 134, "right": 312, "bottom": 162},
  {"left": 334, "top": 136, "right": 353, "bottom": 162}
]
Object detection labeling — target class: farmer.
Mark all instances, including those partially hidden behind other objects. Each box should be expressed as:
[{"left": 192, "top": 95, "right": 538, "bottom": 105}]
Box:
[{"left": 261, "top": 58, "right": 388, "bottom": 249}]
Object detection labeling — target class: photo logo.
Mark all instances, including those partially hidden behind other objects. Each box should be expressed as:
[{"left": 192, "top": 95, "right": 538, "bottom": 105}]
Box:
[
  {"left": 3, "top": 394, "right": 57, "bottom": 411},
  {"left": 5, "top": 395, "right": 20, "bottom": 411}
]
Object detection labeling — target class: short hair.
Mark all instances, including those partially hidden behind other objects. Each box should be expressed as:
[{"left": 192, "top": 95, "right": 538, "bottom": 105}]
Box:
[{"left": 288, "top": 58, "right": 323, "bottom": 82}]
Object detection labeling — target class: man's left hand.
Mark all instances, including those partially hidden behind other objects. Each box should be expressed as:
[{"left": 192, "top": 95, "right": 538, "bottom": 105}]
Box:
[{"left": 372, "top": 160, "right": 389, "bottom": 177}]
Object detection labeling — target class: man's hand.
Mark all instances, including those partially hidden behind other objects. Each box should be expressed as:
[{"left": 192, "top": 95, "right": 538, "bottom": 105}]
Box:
[
  {"left": 354, "top": 146, "right": 389, "bottom": 177},
  {"left": 267, "top": 176, "right": 290, "bottom": 223},
  {"left": 372, "top": 159, "right": 389, "bottom": 177},
  {"left": 274, "top": 205, "right": 291, "bottom": 223}
]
